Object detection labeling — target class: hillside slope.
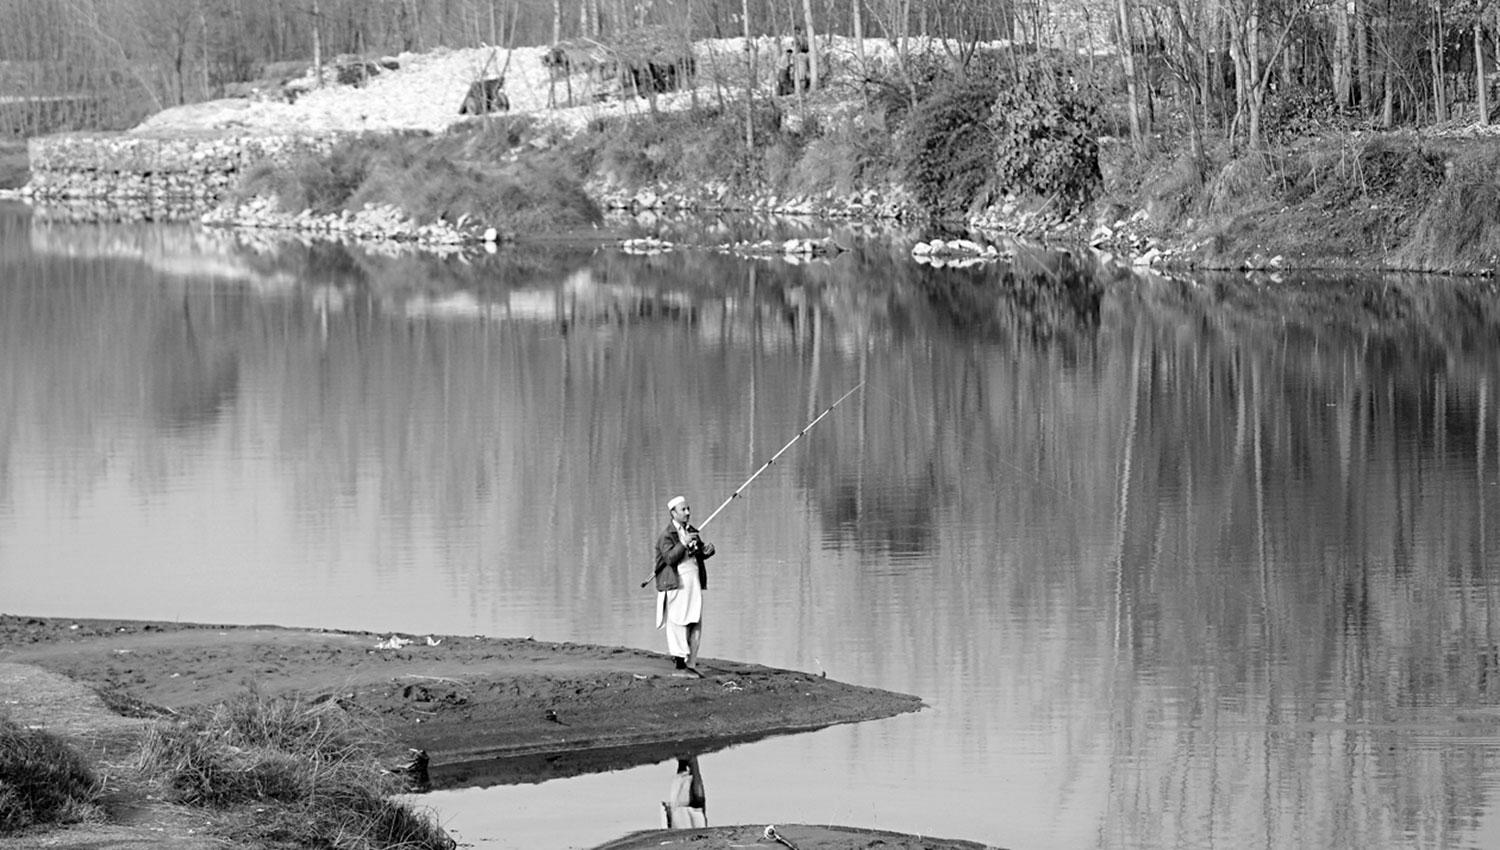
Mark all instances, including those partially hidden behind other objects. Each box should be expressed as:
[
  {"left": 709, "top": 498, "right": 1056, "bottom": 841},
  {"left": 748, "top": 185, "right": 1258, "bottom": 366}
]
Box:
[{"left": 129, "top": 37, "right": 915, "bottom": 137}]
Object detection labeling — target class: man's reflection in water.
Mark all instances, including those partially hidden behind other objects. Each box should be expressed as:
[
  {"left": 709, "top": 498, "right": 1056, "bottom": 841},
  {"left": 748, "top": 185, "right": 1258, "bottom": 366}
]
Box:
[{"left": 661, "top": 755, "right": 707, "bottom": 828}]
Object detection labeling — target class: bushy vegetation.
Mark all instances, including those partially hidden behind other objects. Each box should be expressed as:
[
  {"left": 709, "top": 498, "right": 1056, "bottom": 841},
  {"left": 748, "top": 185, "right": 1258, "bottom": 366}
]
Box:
[
  {"left": 989, "top": 65, "right": 1101, "bottom": 214},
  {"left": 0, "top": 716, "right": 102, "bottom": 833},
  {"left": 574, "top": 103, "right": 781, "bottom": 188},
  {"left": 136, "top": 691, "right": 451, "bottom": 850},
  {"left": 893, "top": 54, "right": 1102, "bottom": 219},
  {"left": 1280, "top": 135, "right": 1445, "bottom": 212},
  {"left": 1394, "top": 145, "right": 1500, "bottom": 272},
  {"left": 897, "top": 74, "right": 1002, "bottom": 217},
  {"left": 1108, "top": 129, "right": 1465, "bottom": 268},
  {"left": 0, "top": 140, "right": 28, "bottom": 190},
  {"left": 236, "top": 124, "right": 602, "bottom": 233}
]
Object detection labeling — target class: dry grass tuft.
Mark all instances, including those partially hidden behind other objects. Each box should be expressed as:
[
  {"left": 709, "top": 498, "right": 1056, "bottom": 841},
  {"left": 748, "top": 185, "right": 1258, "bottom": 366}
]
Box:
[
  {"left": 234, "top": 129, "right": 601, "bottom": 233},
  {"left": 0, "top": 715, "right": 102, "bottom": 833},
  {"left": 136, "top": 690, "right": 451, "bottom": 850}
]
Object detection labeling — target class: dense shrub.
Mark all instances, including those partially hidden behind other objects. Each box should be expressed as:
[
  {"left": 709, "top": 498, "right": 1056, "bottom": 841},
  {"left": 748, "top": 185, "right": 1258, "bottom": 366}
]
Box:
[
  {"left": 894, "top": 57, "right": 1102, "bottom": 218},
  {"left": 1262, "top": 88, "right": 1358, "bottom": 144},
  {"left": 1275, "top": 135, "right": 1444, "bottom": 217},
  {"left": 137, "top": 690, "right": 451, "bottom": 850},
  {"left": 0, "top": 716, "right": 101, "bottom": 833},
  {"left": 0, "top": 140, "right": 28, "bottom": 190},
  {"left": 897, "top": 74, "right": 1003, "bottom": 217},
  {"left": 989, "top": 64, "right": 1102, "bottom": 214}
]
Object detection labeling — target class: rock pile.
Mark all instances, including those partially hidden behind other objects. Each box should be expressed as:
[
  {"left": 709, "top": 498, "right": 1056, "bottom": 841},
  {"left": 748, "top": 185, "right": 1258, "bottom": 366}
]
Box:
[
  {"left": 594, "top": 179, "right": 920, "bottom": 222},
  {"left": 203, "top": 195, "right": 511, "bottom": 250},
  {"left": 911, "top": 237, "right": 1011, "bottom": 267},
  {"left": 23, "top": 133, "right": 334, "bottom": 202}
]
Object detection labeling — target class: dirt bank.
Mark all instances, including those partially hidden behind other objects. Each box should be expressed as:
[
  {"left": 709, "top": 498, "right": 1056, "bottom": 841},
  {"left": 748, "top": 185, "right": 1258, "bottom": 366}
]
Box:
[
  {"left": 595, "top": 824, "right": 995, "bottom": 850},
  {"left": 0, "top": 614, "right": 941, "bottom": 848},
  {"left": 0, "top": 614, "right": 922, "bottom": 785}
]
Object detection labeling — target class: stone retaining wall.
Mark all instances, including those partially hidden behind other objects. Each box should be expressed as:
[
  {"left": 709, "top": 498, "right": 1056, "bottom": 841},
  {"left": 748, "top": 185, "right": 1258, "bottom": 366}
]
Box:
[{"left": 24, "top": 132, "right": 337, "bottom": 201}]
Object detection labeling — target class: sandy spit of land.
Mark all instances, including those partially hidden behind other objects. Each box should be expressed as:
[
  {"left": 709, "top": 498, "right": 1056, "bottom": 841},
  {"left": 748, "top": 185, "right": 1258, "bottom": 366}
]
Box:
[
  {"left": 0, "top": 614, "right": 1001, "bottom": 850},
  {"left": 0, "top": 615, "right": 923, "bottom": 781}
]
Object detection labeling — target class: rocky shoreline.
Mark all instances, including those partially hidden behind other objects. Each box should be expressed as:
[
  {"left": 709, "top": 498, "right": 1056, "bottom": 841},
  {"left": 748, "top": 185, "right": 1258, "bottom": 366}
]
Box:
[{"left": 15, "top": 129, "right": 1086, "bottom": 261}]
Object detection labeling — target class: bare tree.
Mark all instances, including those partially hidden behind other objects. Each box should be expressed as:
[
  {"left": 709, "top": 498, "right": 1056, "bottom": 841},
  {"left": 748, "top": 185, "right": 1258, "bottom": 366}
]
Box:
[
  {"left": 1477, "top": 12, "right": 1488, "bottom": 124},
  {"left": 1333, "top": 0, "right": 1352, "bottom": 106},
  {"left": 1118, "top": 0, "right": 1146, "bottom": 153},
  {"left": 744, "top": 0, "right": 754, "bottom": 149},
  {"left": 801, "top": 0, "right": 818, "bottom": 90}
]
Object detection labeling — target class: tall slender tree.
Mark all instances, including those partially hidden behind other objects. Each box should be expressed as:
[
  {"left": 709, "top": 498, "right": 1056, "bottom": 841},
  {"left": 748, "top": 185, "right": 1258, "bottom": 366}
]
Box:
[{"left": 1118, "top": 0, "right": 1146, "bottom": 152}]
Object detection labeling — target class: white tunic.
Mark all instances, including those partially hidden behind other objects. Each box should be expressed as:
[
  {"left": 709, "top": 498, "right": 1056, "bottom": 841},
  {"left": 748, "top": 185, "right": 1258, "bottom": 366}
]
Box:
[
  {"left": 662, "top": 557, "right": 703, "bottom": 625},
  {"left": 655, "top": 524, "right": 703, "bottom": 629}
]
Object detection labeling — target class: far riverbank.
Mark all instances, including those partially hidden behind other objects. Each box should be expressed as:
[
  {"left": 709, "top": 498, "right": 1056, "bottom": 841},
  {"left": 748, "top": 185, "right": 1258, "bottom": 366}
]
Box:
[{"left": 13, "top": 119, "right": 1500, "bottom": 277}]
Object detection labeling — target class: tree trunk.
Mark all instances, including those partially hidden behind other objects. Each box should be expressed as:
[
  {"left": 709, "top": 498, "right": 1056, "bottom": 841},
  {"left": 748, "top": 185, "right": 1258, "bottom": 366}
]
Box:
[
  {"left": 1201, "top": 2, "right": 1215, "bottom": 134},
  {"left": 1356, "top": 0, "right": 1371, "bottom": 112},
  {"left": 853, "top": 0, "right": 866, "bottom": 82},
  {"left": 743, "top": 0, "right": 754, "bottom": 151},
  {"left": 312, "top": 0, "right": 322, "bottom": 88},
  {"left": 200, "top": 2, "right": 210, "bottom": 100},
  {"left": 1230, "top": 31, "right": 1247, "bottom": 142},
  {"left": 1227, "top": 0, "right": 1273, "bottom": 148},
  {"left": 1134, "top": 3, "right": 1156, "bottom": 127},
  {"left": 802, "top": 0, "right": 819, "bottom": 92},
  {"left": 686, "top": 0, "right": 698, "bottom": 110},
  {"left": 1281, "top": 33, "right": 1292, "bottom": 92},
  {"left": 1478, "top": 20, "right": 1489, "bottom": 124},
  {"left": 1333, "top": 0, "right": 1351, "bottom": 106},
  {"left": 1117, "top": 0, "right": 1145, "bottom": 152},
  {"left": 1382, "top": 38, "right": 1395, "bottom": 127},
  {"left": 900, "top": 0, "right": 911, "bottom": 84},
  {"left": 1432, "top": 10, "right": 1446, "bottom": 121}
]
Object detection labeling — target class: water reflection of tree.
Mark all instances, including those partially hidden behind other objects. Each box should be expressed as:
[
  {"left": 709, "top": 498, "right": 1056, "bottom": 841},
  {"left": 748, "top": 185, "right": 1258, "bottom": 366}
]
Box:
[
  {"left": 145, "top": 298, "right": 240, "bottom": 432},
  {"left": 1097, "top": 272, "right": 1500, "bottom": 849},
  {"left": 0, "top": 212, "right": 255, "bottom": 503},
  {"left": 908, "top": 251, "right": 1105, "bottom": 356}
]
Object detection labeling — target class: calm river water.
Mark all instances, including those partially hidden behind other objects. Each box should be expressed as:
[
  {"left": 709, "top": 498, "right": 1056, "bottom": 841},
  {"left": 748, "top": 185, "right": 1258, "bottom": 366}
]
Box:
[{"left": 3, "top": 202, "right": 1500, "bottom": 849}]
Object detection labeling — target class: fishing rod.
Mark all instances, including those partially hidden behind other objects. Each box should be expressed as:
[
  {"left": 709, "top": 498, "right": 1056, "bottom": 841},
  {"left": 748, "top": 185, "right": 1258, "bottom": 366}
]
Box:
[{"left": 640, "top": 381, "right": 865, "bottom": 589}]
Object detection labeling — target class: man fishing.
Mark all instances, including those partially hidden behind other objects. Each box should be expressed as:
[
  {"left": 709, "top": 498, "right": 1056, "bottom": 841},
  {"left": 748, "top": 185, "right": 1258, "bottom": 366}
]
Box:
[
  {"left": 642, "top": 384, "right": 865, "bottom": 675},
  {"left": 654, "top": 495, "right": 715, "bottom": 676}
]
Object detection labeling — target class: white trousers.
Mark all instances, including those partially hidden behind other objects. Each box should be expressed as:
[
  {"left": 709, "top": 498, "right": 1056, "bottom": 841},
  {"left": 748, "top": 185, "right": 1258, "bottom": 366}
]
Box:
[
  {"left": 664, "top": 620, "right": 691, "bottom": 658},
  {"left": 656, "top": 559, "right": 703, "bottom": 659}
]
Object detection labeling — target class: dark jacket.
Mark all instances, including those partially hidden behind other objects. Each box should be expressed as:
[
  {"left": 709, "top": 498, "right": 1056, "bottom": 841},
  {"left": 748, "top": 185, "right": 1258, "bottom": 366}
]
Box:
[{"left": 654, "top": 521, "right": 714, "bottom": 592}]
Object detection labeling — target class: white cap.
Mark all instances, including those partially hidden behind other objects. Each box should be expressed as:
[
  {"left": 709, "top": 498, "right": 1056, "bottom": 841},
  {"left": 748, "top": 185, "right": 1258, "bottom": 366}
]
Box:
[{"left": 667, "top": 495, "right": 687, "bottom": 512}]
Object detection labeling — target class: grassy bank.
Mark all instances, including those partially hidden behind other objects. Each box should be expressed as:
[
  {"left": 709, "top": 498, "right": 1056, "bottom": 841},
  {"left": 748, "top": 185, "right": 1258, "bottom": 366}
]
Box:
[
  {"left": 1, "top": 692, "right": 450, "bottom": 849},
  {"left": 0, "top": 718, "right": 101, "bottom": 831},
  {"left": 0, "top": 140, "right": 28, "bottom": 190},
  {"left": 233, "top": 118, "right": 603, "bottom": 236},
  {"left": 1101, "top": 131, "right": 1500, "bottom": 273}
]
